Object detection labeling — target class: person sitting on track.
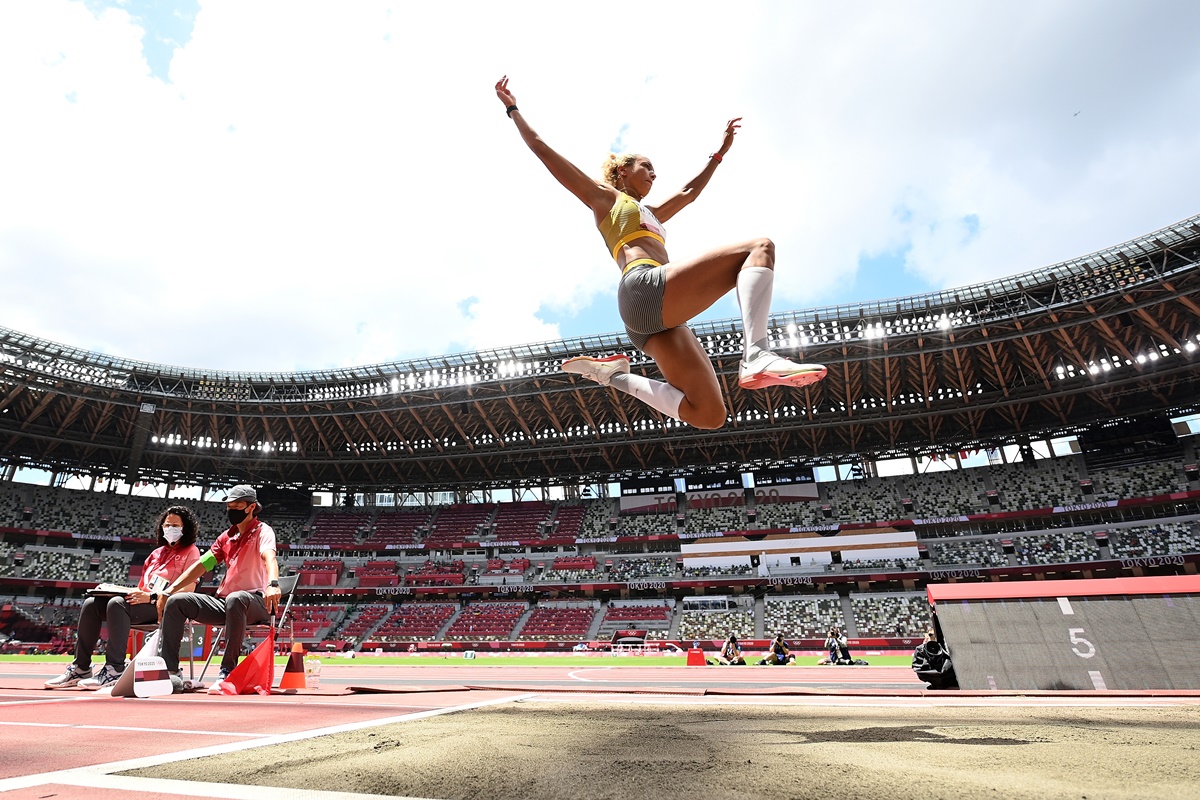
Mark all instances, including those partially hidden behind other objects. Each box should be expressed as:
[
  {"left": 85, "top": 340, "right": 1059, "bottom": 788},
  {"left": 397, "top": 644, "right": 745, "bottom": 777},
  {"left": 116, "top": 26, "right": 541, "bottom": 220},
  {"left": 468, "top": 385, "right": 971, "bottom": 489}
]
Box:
[
  {"left": 757, "top": 632, "right": 796, "bottom": 665},
  {"left": 825, "top": 625, "right": 853, "bottom": 665},
  {"left": 709, "top": 633, "right": 747, "bottom": 665},
  {"left": 44, "top": 506, "right": 201, "bottom": 690},
  {"left": 495, "top": 76, "right": 827, "bottom": 430}
]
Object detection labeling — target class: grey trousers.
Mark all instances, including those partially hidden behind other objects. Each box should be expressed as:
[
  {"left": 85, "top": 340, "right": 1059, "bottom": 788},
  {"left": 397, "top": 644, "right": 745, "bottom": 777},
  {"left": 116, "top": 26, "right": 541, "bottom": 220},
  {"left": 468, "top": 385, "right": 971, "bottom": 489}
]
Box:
[
  {"left": 74, "top": 595, "right": 159, "bottom": 670},
  {"left": 159, "top": 591, "right": 270, "bottom": 672}
]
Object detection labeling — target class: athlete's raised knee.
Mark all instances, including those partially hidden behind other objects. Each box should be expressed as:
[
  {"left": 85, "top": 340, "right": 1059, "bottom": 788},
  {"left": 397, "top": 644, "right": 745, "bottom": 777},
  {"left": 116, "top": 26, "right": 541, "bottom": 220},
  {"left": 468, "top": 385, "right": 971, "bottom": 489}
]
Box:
[
  {"left": 745, "top": 237, "right": 775, "bottom": 269},
  {"left": 686, "top": 401, "right": 728, "bottom": 430}
]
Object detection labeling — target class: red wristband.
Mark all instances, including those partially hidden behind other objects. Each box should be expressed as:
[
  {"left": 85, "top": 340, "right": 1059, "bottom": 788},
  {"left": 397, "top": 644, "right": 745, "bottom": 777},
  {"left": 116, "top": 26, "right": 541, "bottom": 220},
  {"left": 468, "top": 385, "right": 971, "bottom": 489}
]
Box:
[{"left": 709, "top": 153, "right": 723, "bottom": 163}]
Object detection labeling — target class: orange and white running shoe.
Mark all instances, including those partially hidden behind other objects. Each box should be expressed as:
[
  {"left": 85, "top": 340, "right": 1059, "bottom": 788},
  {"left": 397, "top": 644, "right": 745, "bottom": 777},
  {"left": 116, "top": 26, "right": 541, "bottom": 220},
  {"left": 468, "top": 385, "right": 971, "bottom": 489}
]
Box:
[
  {"left": 738, "top": 352, "right": 827, "bottom": 390},
  {"left": 561, "top": 354, "right": 631, "bottom": 387}
]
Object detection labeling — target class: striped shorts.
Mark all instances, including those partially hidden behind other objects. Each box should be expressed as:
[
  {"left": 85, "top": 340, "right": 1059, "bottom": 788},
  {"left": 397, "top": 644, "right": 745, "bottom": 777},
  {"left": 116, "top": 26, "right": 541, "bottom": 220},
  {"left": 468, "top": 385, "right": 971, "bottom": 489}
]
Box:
[{"left": 617, "top": 262, "right": 670, "bottom": 350}]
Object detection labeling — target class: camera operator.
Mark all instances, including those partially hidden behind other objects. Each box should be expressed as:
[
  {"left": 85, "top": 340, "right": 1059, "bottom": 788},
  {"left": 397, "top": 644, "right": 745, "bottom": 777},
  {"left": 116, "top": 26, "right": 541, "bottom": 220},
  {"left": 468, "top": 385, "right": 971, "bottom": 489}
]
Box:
[
  {"left": 912, "top": 629, "right": 958, "bottom": 689},
  {"left": 709, "top": 633, "right": 747, "bottom": 665},
  {"left": 757, "top": 632, "right": 796, "bottom": 665},
  {"left": 824, "top": 626, "right": 852, "bottom": 665}
]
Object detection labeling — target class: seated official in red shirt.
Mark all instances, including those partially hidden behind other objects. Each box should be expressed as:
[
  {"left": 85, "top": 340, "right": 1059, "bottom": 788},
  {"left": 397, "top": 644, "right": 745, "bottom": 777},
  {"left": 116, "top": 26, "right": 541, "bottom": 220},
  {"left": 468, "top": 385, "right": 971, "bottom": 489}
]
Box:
[
  {"left": 156, "top": 485, "right": 282, "bottom": 692},
  {"left": 44, "top": 506, "right": 202, "bottom": 690}
]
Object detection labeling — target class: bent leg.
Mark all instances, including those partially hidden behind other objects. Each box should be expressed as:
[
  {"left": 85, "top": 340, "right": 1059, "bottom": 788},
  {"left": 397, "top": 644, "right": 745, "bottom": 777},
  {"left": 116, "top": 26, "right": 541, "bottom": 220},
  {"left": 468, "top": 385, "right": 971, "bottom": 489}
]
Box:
[
  {"left": 102, "top": 598, "right": 159, "bottom": 669},
  {"left": 160, "top": 593, "right": 227, "bottom": 673},
  {"left": 640, "top": 327, "right": 726, "bottom": 429},
  {"left": 659, "top": 239, "right": 773, "bottom": 328},
  {"left": 73, "top": 597, "right": 104, "bottom": 671},
  {"left": 661, "top": 239, "right": 826, "bottom": 390},
  {"left": 221, "top": 591, "right": 271, "bottom": 672}
]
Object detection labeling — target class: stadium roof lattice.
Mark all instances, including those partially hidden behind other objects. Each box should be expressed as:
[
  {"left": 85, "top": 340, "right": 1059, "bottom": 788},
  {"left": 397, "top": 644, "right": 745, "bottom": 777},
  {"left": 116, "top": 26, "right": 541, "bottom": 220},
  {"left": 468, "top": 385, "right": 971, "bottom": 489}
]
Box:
[{"left": 2, "top": 214, "right": 1199, "bottom": 491}]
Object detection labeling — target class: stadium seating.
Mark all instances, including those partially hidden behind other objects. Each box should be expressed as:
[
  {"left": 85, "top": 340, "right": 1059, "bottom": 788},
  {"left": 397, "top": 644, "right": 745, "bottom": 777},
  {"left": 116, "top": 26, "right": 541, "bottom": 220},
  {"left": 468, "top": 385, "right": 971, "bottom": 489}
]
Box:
[
  {"left": 763, "top": 596, "right": 845, "bottom": 638},
  {"left": 331, "top": 604, "right": 390, "bottom": 645},
  {"left": 356, "top": 560, "right": 400, "bottom": 588},
  {"left": 550, "top": 503, "right": 585, "bottom": 539},
  {"left": 489, "top": 501, "right": 553, "bottom": 540},
  {"left": 406, "top": 560, "right": 465, "bottom": 586},
  {"left": 850, "top": 593, "right": 930, "bottom": 637},
  {"left": 373, "top": 602, "right": 457, "bottom": 641},
  {"left": 1108, "top": 523, "right": 1200, "bottom": 557},
  {"left": 928, "top": 538, "right": 1005, "bottom": 566},
  {"left": 677, "top": 606, "right": 754, "bottom": 642},
  {"left": 1013, "top": 532, "right": 1101, "bottom": 565},
  {"left": 306, "top": 512, "right": 371, "bottom": 547},
  {"left": 443, "top": 602, "right": 526, "bottom": 640},
  {"left": 366, "top": 509, "right": 431, "bottom": 547},
  {"left": 299, "top": 560, "right": 343, "bottom": 587},
  {"left": 518, "top": 603, "right": 596, "bottom": 640},
  {"left": 424, "top": 504, "right": 494, "bottom": 548},
  {"left": 608, "top": 557, "right": 675, "bottom": 581}
]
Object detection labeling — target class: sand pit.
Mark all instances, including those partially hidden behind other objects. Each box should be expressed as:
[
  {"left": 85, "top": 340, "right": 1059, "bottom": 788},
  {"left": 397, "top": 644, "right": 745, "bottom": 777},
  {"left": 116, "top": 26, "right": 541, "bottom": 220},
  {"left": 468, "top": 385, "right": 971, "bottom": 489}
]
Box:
[{"left": 123, "top": 700, "right": 1200, "bottom": 799}]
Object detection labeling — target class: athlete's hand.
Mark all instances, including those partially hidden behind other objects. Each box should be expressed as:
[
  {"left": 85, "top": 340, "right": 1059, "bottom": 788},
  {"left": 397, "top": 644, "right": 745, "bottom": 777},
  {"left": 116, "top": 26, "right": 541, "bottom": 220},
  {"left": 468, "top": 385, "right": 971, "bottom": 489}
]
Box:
[
  {"left": 717, "top": 117, "right": 742, "bottom": 156},
  {"left": 495, "top": 76, "right": 517, "bottom": 108}
]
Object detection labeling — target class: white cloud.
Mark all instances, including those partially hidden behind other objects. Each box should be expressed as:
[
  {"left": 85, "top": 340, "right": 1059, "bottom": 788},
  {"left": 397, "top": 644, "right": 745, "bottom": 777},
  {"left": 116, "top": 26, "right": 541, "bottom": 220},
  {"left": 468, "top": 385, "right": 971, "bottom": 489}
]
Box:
[{"left": 1, "top": 0, "right": 1198, "bottom": 371}]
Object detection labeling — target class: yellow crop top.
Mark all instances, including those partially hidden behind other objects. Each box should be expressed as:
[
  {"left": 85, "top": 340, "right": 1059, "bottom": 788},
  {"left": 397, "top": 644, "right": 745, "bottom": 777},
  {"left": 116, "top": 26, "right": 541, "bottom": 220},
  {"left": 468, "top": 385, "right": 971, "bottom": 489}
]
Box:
[{"left": 598, "top": 192, "right": 666, "bottom": 262}]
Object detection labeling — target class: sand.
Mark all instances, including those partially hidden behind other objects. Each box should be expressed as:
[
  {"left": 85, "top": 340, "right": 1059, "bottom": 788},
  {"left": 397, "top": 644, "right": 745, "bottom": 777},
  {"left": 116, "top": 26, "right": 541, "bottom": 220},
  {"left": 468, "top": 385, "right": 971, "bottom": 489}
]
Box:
[{"left": 123, "top": 700, "right": 1200, "bottom": 799}]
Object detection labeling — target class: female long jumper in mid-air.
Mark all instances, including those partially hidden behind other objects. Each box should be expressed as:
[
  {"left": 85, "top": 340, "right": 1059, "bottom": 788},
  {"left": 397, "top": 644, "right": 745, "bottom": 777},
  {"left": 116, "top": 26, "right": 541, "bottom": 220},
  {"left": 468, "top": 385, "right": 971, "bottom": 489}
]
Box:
[{"left": 495, "top": 77, "right": 827, "bottom": 430}]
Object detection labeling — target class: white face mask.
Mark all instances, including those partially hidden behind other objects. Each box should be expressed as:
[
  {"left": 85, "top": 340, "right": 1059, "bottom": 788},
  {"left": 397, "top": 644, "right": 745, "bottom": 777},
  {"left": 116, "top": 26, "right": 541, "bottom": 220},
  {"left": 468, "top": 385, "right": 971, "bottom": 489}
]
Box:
[{"left": 163, "top": 526, "right": 184, "bottom": 544}]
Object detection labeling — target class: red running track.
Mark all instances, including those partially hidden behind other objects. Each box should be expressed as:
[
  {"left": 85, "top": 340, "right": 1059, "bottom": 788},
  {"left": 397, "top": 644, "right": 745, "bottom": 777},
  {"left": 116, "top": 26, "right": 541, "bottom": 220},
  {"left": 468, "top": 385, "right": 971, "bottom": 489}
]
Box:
[{"left": 2, "top": 662, "right": 1198, "bottom": 799}]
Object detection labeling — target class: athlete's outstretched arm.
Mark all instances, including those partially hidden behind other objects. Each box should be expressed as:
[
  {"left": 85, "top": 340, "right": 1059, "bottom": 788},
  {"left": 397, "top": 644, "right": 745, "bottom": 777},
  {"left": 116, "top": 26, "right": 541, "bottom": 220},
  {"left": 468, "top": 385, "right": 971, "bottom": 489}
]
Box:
[
  {"left": 496, "top": 77, "right": 613, "bottom": 214},
  {"left": 649, "top": 117, "right": 741, "bottom": 223}
]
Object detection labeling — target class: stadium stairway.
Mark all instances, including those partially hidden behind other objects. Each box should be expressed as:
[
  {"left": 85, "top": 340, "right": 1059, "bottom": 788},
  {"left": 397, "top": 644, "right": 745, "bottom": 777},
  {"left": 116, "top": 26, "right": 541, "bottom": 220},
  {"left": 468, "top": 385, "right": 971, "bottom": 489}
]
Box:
[
  {"left": 434, "top": 611, "right": 458, "bottom": 640},
  {"left": 754, "top": 596, "right": 765, "bottom": 639},
  {"left": 667, "top": 608, "right": 683, "bottom": 640},
  {"left": 584, "top": 611, "right": 605, "bottom": 642},
  {"left": 841, "top": 596, "right": 858, "bottom": 638},
  {"left": 359, "top": 611, "right": 391, "bottom": 645},
  {"left": 508, "top": 607, "right": 536, "bottom": 639}
]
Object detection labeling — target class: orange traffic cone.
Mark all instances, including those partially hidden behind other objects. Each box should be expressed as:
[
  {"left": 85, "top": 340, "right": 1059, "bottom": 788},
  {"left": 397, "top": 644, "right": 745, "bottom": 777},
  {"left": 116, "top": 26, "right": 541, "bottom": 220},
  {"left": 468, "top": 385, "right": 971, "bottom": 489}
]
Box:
[{"left": 277, "top": 641, "right": 307, "bottom": 692}]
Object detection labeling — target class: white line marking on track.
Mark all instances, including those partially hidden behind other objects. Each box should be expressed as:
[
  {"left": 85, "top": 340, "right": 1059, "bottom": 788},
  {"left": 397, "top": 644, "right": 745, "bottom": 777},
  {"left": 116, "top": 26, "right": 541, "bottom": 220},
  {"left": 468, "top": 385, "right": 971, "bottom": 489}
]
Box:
[
  {"left": 0, "top": 721, "right": 266, "bottom": 737},
  {"left": 17, "top": 773, "right": 439, "bottom": 800},
  {"left": 0, "top": 691, "right": 535, "bottom": 796},
  {"left": 0, "top": 698, "right": 100, "bottom": 707},
  {"left": 567, "top": 668, "right": 612, "bottom": 682}
]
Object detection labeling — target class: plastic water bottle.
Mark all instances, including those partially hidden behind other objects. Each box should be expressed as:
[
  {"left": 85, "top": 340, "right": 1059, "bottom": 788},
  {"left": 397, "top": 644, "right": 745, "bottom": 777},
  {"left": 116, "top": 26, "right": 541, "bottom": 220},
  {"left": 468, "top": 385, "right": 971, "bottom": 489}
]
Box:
[{"left": 304, "top": 656, "right": 322, "bottom": 689}]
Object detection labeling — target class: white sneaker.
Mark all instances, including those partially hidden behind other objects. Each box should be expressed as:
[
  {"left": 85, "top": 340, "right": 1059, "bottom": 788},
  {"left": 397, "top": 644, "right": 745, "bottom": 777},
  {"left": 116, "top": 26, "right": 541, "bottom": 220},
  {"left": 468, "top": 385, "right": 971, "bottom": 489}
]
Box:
[
  {"left": 561, "top": 354, "right": 630, "bottom": 387},
  {"left": 78, "top": 664, "right": 123, "bottom": 690},
  {"left": 44, "top": 664, "right": 92, "bottom": 689},
  {"left": 738, "top": 352, "right": 827, "bottom": 390}
]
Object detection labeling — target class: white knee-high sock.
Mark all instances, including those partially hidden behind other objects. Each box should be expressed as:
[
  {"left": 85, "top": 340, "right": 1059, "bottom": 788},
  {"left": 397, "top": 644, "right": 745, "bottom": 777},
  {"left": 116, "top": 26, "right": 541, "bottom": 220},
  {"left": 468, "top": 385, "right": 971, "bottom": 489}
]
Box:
[
  {"left": 609, "top": 373, "right": 684, "bottom": 420},
  {"left": 737, "top": 266, "right": 774, "bottom": 361}
]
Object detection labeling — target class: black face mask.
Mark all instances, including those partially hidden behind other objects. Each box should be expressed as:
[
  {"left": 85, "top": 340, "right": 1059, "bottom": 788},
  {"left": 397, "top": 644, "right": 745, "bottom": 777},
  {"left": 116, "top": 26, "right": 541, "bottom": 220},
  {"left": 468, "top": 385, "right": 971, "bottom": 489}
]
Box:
[{"left": 227, "top": 507, "right": 249, "bottom": 525}]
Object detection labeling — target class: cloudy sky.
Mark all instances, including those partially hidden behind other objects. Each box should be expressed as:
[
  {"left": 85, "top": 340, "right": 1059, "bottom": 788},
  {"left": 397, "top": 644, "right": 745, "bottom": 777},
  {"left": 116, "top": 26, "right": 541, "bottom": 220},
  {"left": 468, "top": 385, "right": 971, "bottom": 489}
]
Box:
[{"left": 2, "top": 0, "right": 1198, "bottom": 373}]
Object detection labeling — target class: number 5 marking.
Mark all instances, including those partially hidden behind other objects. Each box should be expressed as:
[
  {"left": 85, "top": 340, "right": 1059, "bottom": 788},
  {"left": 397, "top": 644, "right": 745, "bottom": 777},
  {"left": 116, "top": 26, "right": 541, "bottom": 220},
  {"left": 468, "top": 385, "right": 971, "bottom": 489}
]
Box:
[{"left": 1069, "top": 628, "right": 1096, "bottom": 659}]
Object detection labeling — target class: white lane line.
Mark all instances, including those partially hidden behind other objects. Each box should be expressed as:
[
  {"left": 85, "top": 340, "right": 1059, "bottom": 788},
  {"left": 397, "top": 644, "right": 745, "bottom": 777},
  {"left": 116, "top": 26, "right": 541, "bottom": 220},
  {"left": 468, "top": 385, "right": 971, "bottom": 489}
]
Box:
[
  {"left": 22, "top": 773, "right": 439, "bottom": 800},
  {"left": 1058, "top": 597, "right": 1074, "bottom": 615},
  {"left": 0, "top": 692, "right": 535, "bottom": 795},
  {"left": 566, "top": 668, "right": 613, "bottom": 682},
  {"left": 0, "top": 721, "right": 266, "bottom": 737},
  {"left": 0, "top": 698, "right": 104, "bottom": 707}
]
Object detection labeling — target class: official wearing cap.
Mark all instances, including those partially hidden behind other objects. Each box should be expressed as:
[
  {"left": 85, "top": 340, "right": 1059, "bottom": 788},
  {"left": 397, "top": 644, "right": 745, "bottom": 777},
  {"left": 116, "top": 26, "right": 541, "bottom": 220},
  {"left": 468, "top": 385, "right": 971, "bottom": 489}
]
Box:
[{"left": 155, "top": 485, "right": 281, "bottom": 692}]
